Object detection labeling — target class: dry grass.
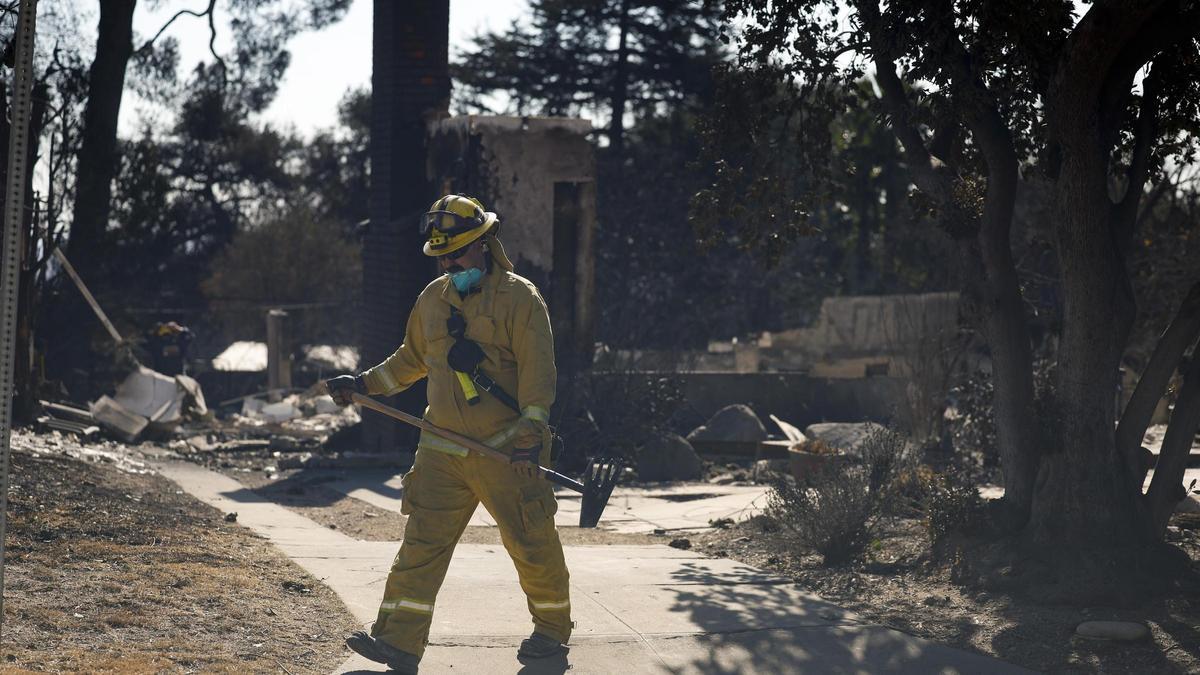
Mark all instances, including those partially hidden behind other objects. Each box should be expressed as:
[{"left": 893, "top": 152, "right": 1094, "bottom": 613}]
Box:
[{"left": 2, "top": 448, "right": 357, "bottom": 674}]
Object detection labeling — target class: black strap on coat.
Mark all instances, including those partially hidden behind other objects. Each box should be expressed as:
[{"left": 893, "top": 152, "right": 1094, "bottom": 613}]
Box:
[
  {"left": 446, "top": 307, "right": 521, "bottom": 412},
  {"left": 446, "top": 307, "right": 563, "bottom": 460}
]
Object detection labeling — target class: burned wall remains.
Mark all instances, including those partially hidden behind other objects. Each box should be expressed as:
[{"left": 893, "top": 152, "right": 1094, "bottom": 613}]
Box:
[{"left": 427, "top": 116, "right": 597, "bottom": 363}]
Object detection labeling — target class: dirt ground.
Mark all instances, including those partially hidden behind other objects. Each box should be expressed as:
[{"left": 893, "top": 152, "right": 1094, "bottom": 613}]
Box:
[
  {"left": 1, "top": 446, "right": 357, "bottom": 674},
  {"left": 693, "top": 513, "right": 1200, "bottom": 674}
]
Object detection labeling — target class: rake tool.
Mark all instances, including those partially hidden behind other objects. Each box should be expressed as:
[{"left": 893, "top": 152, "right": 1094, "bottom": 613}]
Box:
[{"left": 348, "top": 392, "right": 621, "bottom": 528}]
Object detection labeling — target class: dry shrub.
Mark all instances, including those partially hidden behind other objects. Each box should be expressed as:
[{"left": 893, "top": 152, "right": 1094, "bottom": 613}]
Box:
[
  {"left": 790, "top": 438, "right": 840, "bottom": 455},
  {"left": 768, "top": 428, "right": 915, "bottom": 566},
  {"left": 892, "top": 463, "right": 939, "bottom": 516},
  {"left": 925, "top": 478, "right": 985, "bottom": 548}
]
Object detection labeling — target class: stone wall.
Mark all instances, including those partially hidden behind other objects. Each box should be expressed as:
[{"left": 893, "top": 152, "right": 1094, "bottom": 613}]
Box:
[{"left": 769, "top": 292, "right": 960, "bottom": 359}]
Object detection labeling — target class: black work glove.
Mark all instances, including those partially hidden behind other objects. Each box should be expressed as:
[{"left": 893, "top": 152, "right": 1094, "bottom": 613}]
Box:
[
  {"left": 447, "top": 338, "right": 486, "bottom": 373},
  {"left": 510, "top": 445, "right": 542, "bottom": 480},
  {"left": 326, "top": 374, "right": 365, "bottom": 406}
]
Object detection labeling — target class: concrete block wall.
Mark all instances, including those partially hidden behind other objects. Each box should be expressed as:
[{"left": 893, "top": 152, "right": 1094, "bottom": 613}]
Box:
[{"left": 361, "top": 2, "right": 449, "bottom": 456}]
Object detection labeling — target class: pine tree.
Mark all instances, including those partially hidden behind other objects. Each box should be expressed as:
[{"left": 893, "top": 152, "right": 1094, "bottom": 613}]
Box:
[{"left": 452, "top": 0, "right": 725, "bottom": 155}]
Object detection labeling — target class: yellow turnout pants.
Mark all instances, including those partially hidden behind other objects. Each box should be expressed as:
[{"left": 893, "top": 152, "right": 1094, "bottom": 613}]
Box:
[{"left": 371, "top": 448, "right": 572, "bottom": 656}]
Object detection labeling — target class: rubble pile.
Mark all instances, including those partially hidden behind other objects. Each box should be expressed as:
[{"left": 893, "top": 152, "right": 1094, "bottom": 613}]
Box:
[
  {"left": 9, "top": 428, "right": 154, "bottom": 474},
  {"left": 170, "top": 390, "right": 362, "bottom": 474},
  {"left": 33, "top": 363, "right": 365, "bottom": 477}
]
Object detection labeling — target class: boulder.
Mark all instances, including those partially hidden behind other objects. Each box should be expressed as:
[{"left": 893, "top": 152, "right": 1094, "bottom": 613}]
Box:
[
  {"left": 1075, "top": 621, "right": 1150, "bottom": 642},
  {"left": 687, "top": 405, "right": 768, "bottom": 444},
  {"left": 803, "top": 422, "right": 888, "bottom": 459},
  {"left": 636, "top": 432, "right": 704, "bottom": 482}
]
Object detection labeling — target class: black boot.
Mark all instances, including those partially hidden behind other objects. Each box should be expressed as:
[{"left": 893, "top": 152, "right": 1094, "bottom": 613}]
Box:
[
  {"left": 345, "top": 630, "right": 420, "bottom": 674},
  {"left": 517, "top": 631, "right": 566, "bottom": 659}
]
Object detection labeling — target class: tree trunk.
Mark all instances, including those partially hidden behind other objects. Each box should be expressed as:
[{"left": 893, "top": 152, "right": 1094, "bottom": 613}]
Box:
[
  {"left": 1116, "top": 281, "right": 1200, "bottom": 488},
  {"left": 951, "top": 72, "right": 1040, "bottom": 522},
  {"left": 608, "top": 0, "right": 630, "bottom": 157},
  {"left": 1026, "top": 1, "right": 1172, "bottom": 548},
  {"left": 977, "top": 240, "right": 1040, "bottom": 520},
  {"left": 973, "top": 146, "right": 1039, "bottom": 522},
  {"left": 69, "top": 0, "right": 137, "bottom": 277},
  {"left": 1030, "top": 127, "right": 1145, "bottom": 546},
  {"left": 1146, "top": 346, "right": 1200, "bottom": 534}
]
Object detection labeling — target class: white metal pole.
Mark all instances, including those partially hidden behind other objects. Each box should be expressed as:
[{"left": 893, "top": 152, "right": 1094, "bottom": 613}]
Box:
[
  {"left": 1, "top": 0, "right": 40, "bottom": 642},
  {"left": 52, "top": 247, "right": 124, "bottom": 345}
]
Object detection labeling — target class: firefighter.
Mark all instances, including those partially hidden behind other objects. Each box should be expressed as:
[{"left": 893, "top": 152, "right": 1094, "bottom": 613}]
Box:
[{"left": 328, "top": 195, "right": 570, "bottom": 673}]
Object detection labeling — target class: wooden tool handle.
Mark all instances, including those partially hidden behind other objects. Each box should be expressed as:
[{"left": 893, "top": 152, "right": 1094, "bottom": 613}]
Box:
[
  {"left": 348, "top": 392, "right": 586, "bottom": 493},
  {"left": 351, "top": 392, "right": 508, "bottom": 463}
]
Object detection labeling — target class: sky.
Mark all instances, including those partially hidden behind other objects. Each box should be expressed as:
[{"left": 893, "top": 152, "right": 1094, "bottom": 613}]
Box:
[{"left": 123, "top": 0, "right": 527, "bottom": 136}]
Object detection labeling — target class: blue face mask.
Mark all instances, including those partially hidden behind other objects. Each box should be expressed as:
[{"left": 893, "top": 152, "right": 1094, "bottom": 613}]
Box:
[{"left": 450, "top": 267, "right": 484, "bottom": 293}]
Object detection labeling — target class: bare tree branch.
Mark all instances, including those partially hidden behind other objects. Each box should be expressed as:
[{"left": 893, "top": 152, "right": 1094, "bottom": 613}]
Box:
[
  {"left": 136, "top": 1, "right": 214, "bottom": 54},
  {"left": 1118, "top": 279, "right": 1200, "bottom": 490},
  {"left": 206, "top": 2, "right": 227, "bottom": 77},
  {"left": 1113, "top": 64, "right": 1163, "bottom": 247},
  {"left": 1146, "top": 338, "right": 1200, "bottom": 534},
  {"left": 856, "top": 3, "right": 954, "bottom": 205},
  {"left": 135, "top": 0, "right": 226, "bottom": 75}
]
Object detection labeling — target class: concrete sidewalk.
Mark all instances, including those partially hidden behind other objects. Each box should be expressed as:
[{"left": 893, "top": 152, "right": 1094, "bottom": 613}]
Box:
[
  {"left": 322, "top": 468, "right": 770, "bottom": 533},
  {"left": 155, "top": 460, "right": 1028, "bottom": 674}
]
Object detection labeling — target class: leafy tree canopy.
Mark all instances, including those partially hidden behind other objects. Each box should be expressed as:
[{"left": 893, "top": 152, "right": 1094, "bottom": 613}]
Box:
[{"left": 698, "top": 0, "right": 1200, "bottom": 561}]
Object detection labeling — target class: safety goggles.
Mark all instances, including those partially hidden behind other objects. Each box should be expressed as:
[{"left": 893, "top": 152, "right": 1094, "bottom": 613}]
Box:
[{"left": 421, "top": 208, "right": 486, "bottom": 239}]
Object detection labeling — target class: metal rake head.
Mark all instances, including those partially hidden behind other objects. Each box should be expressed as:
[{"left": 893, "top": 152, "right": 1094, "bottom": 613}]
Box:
[{"left": 578, "top": 456, "right": 622, "bottom": 528}]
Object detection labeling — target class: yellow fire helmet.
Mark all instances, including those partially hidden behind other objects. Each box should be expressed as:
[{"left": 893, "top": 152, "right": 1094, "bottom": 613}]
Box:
[{"left": 421, "top": 194, "right": 499, "bottom": 257}]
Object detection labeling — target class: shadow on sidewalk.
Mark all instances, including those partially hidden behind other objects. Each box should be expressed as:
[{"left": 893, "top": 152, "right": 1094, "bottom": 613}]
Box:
[
  {"left": 660, "top": 562, "right": 1021, "bottom": 674},
  {"left": 219, "top": 465, "right": 406, "bottom": 508}
]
